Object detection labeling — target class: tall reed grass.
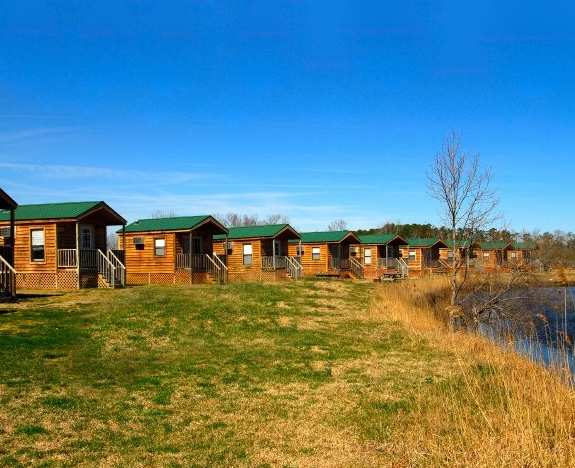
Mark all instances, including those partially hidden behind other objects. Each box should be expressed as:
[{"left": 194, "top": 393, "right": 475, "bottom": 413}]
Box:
[{"left": 370, "top": 277, "right": 575, "bottom": 467}]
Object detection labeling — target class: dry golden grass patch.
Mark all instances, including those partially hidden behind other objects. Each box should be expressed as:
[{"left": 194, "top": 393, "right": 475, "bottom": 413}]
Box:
[{"left": 369, "top": 277, "right": 575, "bottom": 467}]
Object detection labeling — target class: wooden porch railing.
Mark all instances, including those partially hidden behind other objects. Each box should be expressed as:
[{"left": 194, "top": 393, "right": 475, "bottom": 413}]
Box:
[
  {"left": 213, "top": 253, "right": 228, "bottom": 284},
  {"left": 261, "top": 256, "right": 286, "bottom": 270},
  {"left": 285, "top": 256, "right": 303, "bottom": 280},
  {"left": 377, "top": 257, "right": 400, "bottom": 269},
  {"left": 97, "top": 249, "right": 116, "bottom": 288},
  {"left": 107, "top": 250, "right": 126, "bottom": 287},
  {"left": 329, "top": 258, "right": 350, "bottom": 270},
  {"left": 0, "top": 254, "right": 17, "bottom": 300},
  {"left": 175, "top": 253, "right": 208, "bottom": 270},
  {"left": 349, "top": 257, "right": 364, "bottom": 279}
]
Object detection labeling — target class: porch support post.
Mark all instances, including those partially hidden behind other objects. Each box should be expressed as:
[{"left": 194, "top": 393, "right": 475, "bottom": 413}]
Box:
[
  {"left": 272, "top": 239, "right": 276, "bottom": 270},
  {"left": 190, "top": 230, "right": 194, "bottom": 285},
  {"left": 76, "top": 222, "right": 80, "bottom": 289},
  {"left": 9, "top": 208, "right": 15, "bottom": 265}
]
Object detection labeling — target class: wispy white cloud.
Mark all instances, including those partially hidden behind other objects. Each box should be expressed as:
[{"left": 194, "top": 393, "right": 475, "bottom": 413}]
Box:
[
  {"left": 0, "top": 127, "right": 70, "bottom": 144},
  {"left": 0, "top": 163, "right": 208, "bottom": 185}
]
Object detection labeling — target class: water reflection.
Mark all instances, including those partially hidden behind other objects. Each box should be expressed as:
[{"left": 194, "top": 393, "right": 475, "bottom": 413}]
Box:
[{"left": 479, "top": 287, "right": 575, "bottom": 378}]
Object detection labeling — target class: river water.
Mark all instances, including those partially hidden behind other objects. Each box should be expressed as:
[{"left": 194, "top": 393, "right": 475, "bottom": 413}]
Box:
[{"left": 479, "top": 286, "right": 575, "bottom": 375}]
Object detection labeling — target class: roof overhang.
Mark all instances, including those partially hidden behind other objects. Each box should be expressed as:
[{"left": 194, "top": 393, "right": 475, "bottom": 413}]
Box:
[{"left": 0, "top": 188, "right": 17, "bottom": 210}]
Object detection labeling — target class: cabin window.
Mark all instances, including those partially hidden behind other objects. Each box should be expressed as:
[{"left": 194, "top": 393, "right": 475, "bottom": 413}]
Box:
[
  {"left": 483, "top": 252, "right": 490, "bottom": 260},
  {"left": 447, "top": 250, "right": 455, "bottom": 259},
  {"left": 364, "top": 248, "right": 372, "bottom": 265},
  {"left": 31, "top": 229, "right": 45, "bottom": 262},
  {"left": 243, "top": 244, "right": 252, "bottom": 266},
  {"left": 296, "top": 245, "right": 304, "bottom": 255},
  {"left": 510, "top": 251, "right": 517, "bottom": 259},
  {"left": 409, "top": 250, "right": 416, "bottom": 261},
  {"left": 154, "top": 238, "right": 166, "bottom": 257},
  {"left": 312, "top": 247, "right": 320, "bottom": 260}
]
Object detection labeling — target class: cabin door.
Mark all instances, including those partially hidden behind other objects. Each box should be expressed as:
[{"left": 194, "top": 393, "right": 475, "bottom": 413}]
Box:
[
  {"left": 273, "top": 240, "right": 282, "bottom": 257},
  {"left": 80, "top": 226, "right": 94, "bottom": 250}
]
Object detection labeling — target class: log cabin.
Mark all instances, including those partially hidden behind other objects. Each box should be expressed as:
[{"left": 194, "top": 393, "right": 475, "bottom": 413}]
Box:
[
  {"left": 118, "top": 215, "right": 228, "bottom": 285},
  {"left": 353, "top": 234, "right": 409, "bottom": 279},
  {"left": 213, "top": 224, "right": 302, "bottom": 282},
  {"left": 509, "top": 241, "right": 538, "bottom": 269},
  {"left": 0, "top": 201, "right": 126, "bottom": 290},
  {"left": 476, "top": 241, "right": 513, "bottom": 271},
  {"left": 287, "top": 230, "right": 361, "bottom": 277},
  {"left": 0, "top": 187, "right": 18, "bottom": 299},
  {"left": 439, "top": 239, "right": 478, "bottom": 270},
  {"left": 399, "top": 238, "right": 448, "bottom": 276}
]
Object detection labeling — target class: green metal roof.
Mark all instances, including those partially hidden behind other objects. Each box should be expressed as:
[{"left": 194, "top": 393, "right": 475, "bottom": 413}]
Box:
[
  {"left": 444, "top": 239, "right": 473, "bottom": 248},
  {"left": 406, "top": 237, "right": 443, "bottom": 248},
  {"left": 512, "top": 241, "right": 536, "bottom": 250},
  {"left": 0, "top": 201, "right": 108, "bottom": 221},
  {"left": 123, "top": 215, "right": 225, "bottom": 233},
  {"left": 358, "top": 233, "right": 408, "bottom": 245},
  {"left": 291, "top": 230, "right": 360, "bottom": 243},
  {"left": 480, "top": 241, "right": 512, "bottom": 250},
  {"left": 213, "top": 224, "right": 299, "bottom": 240}
]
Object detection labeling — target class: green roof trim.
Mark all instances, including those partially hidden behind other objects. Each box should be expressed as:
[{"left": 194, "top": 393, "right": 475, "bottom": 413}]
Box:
[
  {"left": 480, "top": 241, "right": 512, "bottom": 250},
  {"left": 0, "top": 201, "right": 110, "bottom": 222},
  {"left": 213, "top": 224, "right": 299, "bottom": 240},
  {"left": 290, "top": 230, "right": 360, "bottom": 243},
  {"left": 406, "top": 237, "right": 443, "bottom": 248},
  {"left": 123, "top": 215, "right": 225, "bottom": 233}
]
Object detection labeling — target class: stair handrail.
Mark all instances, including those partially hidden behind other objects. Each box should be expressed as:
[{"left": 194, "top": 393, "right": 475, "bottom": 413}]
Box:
[
  {"left": 213, "top": 253, "right": 228, "bottom": 284},
  {"left": 205, "top": 254, "right": 222, "bottom": 284},
  {"left": 97, "top": 249, "right": 116, "bottom": 288},
  {"left": 107, "top": 250, "right": 126, "bottom": 287},
  {"left": 397, "top": 257, "right": 409, "bottom": 277},
  {"left": 349, "top": 257, "right": 364, "bottom": 279},
  {"left": 285, "top": 256, "right": 302, "bottom": 280},
  {"left": 0, "top": 254, "right": 17, "bottom": 299}
]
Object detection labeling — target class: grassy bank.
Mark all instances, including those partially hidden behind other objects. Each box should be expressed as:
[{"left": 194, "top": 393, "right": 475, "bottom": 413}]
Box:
[{"left": 0, "top": 278, "right": 574, "bottom": 467}]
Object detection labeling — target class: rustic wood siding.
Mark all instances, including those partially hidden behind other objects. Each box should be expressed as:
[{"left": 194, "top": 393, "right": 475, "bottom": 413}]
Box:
[
  {"left": 121, "top": 232, "right": 176, "bottom": 274},
  {"left": 214, "top": 239, "right": 263, "bottom": 274},
  {"left": 288, "top": 242, "right": 329, "bottom": 275}
]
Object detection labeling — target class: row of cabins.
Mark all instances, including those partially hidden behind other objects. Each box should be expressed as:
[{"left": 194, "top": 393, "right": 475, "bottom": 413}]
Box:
[{"left": 0, "top": 196, "right": 538, "bottom": 297}]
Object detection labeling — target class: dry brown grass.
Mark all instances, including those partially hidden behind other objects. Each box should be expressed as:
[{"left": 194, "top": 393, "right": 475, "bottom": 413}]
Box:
[{"left": 370, "top": 277, "right": 575, "bottom": 467}]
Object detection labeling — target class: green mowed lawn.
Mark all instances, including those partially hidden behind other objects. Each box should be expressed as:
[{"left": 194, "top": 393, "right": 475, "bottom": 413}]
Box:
[{"left": 0, "top": 280, "right": 446, "bottom": 467}]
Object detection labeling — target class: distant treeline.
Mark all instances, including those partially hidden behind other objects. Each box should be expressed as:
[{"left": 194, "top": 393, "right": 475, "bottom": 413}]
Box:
[{"left": 356, "top": 223, "right": 575, "bottom": 266}]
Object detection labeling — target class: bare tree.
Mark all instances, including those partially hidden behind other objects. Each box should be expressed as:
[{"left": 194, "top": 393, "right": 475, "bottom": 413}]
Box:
[
  {"left": 427, "top": 131, "right": 500, "bottom": 309},
  {"left": 219, "top": 212, "right": 290, "bottom": 228},
  {"left": 264, "top": 213, "right": 290, "bottom": 225},
  {"left": 150, "top": 210, "right": 177, "bottom": 219},
  {"left": 327, "top": 219, "right": 348, "bottom": 231}
]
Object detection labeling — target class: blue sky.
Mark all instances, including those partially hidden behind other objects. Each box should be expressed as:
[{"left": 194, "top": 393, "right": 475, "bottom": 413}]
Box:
[{"left": 1, "top": 1, "right": 574, "bottom": 233}]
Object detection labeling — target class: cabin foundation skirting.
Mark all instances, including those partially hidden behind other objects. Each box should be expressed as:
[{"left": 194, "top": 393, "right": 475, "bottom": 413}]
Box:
[
  {"left": 126, "top": 272, "right": 211, "bottom": 285},
  {"left": 15, "top": 271, "right": 112, "bottom": 289},
  {"left": 228, "top": 270, "right": 288, "bottom": 283}
]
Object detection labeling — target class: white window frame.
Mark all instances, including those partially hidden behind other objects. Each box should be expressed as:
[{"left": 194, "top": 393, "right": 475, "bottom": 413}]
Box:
[
  {"left": 409, "top": 250, "right": 416, "bottom": 261},
  {"left": 364, "top": 248, "right": 372, "bottom": 265},
  {"left": 243, "top": 243, "right": 253, "bottom": 266},
  {"left": 31, "top": 228, "right": 45, "bottom": 262},
  {"left": 154, "top": 238, "right": 166, "bottom": 257},
  {"left": 312, "top": 246, "right": 320, "bottom": 261}
]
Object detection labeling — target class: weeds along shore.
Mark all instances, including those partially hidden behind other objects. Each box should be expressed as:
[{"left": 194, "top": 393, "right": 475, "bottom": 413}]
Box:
[{"left": 370, "top": 276, "right": 575, "bottom": 467}]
